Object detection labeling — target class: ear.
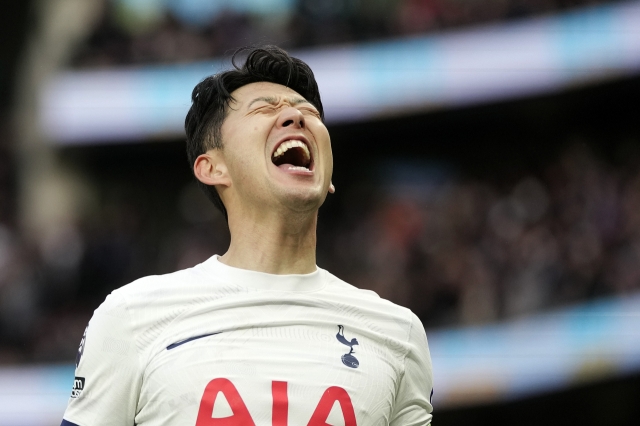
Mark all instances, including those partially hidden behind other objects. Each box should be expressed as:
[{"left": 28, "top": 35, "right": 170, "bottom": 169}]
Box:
[
  {"left": 329, "top": 181, "right": 335, "bottom": 194},
  {"left": 193, "top": 150, "right": 231, "bottom": 188}
]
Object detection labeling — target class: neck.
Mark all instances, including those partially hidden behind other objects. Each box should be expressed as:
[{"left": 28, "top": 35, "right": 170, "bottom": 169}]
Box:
[{"left": 220, "top": 207, "right": 318, "bottom": 275}]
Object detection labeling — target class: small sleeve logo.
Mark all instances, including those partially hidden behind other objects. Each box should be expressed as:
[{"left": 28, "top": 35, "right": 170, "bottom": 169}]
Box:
[
  {"left": 71, "top": 376, "right": 85, "bottom": 398},
  {"left": 75, "top": 326, "right": 87, "bottom": 368}
]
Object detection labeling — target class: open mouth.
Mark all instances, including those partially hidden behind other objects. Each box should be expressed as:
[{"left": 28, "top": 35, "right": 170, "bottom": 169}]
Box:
[{"left": 271, "top": 139, "right": 313, "bottom": 172}]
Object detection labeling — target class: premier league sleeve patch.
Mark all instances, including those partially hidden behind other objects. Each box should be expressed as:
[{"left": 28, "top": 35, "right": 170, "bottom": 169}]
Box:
[
  {"left": 70, "top": 376, "right": 85, "bottom": 398},
  {"left": 75, "top": 326, "right": 87, "bottom": 368}
]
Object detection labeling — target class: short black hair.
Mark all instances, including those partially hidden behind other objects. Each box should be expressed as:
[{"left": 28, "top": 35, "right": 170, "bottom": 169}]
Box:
[{"left": 184, "top": 45, "right": 324, "bottom": 219}]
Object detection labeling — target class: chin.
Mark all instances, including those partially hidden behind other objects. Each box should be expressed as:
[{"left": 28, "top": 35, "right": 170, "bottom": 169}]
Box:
[{"left": 278, "top": 187, "right": 327, "bottom": 212}]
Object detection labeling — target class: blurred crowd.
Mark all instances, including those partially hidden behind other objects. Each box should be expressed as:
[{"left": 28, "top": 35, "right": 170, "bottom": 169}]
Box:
[
  {"left": 323, "top": 142, "right": 640, "bottom": 327},
  {"left": 74, "top": 0, "right": 617, "bottom": 68},
  {"left": 1, "top": 141, "right": 640, "bottom": 363}
]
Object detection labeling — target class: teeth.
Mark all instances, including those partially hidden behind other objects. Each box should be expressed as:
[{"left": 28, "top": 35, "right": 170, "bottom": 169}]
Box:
[
  {"left": 272, "top": 140, "right": 310, "bottom": 161},
  {"left": 288, "top": 166, "right": 310, "bottom": 171}
]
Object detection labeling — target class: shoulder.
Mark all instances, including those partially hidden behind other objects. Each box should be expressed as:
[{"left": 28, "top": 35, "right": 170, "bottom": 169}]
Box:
[
  {"left": 111, "top": 263, "right": 201, "bottom": 298},
  {"left": 105, "top": 257, "right": 224, "bottom": 310},
  {"left": 321, "top": 269, "right": 411, "bottom": 311},
  {"left": 89, "top": 260, "right": 226, "bottom": 359},
  {"left": 321, "top": 269, "right": 378, "bottom": 298},
  {"left": 319, "top": 268, "right": 417, "bottom": 336},
  {"left": 91, "top": 259, "right": 228, "bottom": 349}
]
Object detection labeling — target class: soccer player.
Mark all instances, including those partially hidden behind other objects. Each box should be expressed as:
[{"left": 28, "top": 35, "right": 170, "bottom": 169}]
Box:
[{"left": 61, "top": 46, "right": 433, "bottom": 426}]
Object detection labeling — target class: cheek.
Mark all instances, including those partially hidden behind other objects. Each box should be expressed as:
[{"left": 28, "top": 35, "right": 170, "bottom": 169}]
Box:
[
  {"left": 309, "top": 121, "right": 330, "bottom": 147},
  {"left": 316, "top": 130, "right": 333, "bottom": 161},
  {"left": 226, "top": 123, "right": 268, "bottom": 161}
]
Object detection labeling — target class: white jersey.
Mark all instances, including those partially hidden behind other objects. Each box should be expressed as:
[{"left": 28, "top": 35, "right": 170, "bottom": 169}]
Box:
[{"left": 62, "top": 256, "right": 433, "bottom": 426}]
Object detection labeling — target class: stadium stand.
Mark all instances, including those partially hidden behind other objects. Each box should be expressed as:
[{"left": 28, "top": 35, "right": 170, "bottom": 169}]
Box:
[{"left": 72, "top": 0, "right": 623, "bottom": 68}]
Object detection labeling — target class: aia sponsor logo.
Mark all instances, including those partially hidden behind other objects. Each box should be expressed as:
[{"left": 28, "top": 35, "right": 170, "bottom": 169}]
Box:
[
  {"left": 70, "top": 376, "right": 85, "bottom": 398},
  {"left": 196, "top": 379, "right": 357, "bottom": 426}
]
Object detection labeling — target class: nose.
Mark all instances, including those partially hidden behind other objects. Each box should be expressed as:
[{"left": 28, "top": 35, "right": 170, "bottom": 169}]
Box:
[{"left": 277, "top": 107, "right": 305, "bottom": 129}]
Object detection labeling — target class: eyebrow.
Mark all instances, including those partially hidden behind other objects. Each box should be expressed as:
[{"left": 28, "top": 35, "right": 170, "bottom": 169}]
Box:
[{"left": 247, "top": 96, "right": 311, "bottom": 110}]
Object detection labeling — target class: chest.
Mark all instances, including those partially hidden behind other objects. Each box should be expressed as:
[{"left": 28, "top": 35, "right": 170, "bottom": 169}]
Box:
[{"left": 136, "top": 316, "right": 403, "bottom": 426}]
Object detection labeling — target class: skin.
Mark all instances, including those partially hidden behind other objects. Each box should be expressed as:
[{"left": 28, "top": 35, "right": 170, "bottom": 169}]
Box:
[{"left": 193, "top": 82, "right": 335, "bottom": 275}]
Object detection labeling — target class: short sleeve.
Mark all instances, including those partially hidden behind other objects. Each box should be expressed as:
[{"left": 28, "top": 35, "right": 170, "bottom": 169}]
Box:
[
  {"left": 390, "top": 314, "right": 434, "bottom": 426},
  {"left": 62, "top": 291, "right": 142, "bottom": 426}
]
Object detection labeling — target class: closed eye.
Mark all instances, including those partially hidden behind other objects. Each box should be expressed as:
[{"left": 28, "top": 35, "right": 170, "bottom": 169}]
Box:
[
  {"left": 299, "top": 107, "right": 321, "bottom": 118},
  {"left": 253, "top": 104, "right": 278, "bottom": 113}
]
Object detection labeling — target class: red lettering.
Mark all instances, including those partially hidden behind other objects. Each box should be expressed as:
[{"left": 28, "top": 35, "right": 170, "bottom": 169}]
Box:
[
  {"left": 197, "top": 379, "right": 356, "bottom": 426},
  {"left": 272, "top": 381, "right": 288, "bottom": 426},
  {"left": 307, "top": 386, "right": 357, "bottom": 426},
  {"left": 196, "top": 378, "right": 256, "bottom": 426}
]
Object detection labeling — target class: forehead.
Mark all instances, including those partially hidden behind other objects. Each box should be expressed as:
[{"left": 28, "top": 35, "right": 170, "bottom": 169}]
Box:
[{"left": 230, "top": 82, "right": 306, "bottom": 107}]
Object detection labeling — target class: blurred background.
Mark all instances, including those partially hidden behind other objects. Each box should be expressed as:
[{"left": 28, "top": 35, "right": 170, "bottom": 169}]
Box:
[{"left": 1, "top": 0, "right": 640, "bottom": 424}]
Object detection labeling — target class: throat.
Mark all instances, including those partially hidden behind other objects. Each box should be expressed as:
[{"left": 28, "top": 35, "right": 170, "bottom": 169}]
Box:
[{"left": 224, "top": 211, "right": 319, "bottom": 274}]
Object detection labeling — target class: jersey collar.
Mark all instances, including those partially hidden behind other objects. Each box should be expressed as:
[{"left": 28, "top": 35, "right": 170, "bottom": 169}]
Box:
[{"left": 205, "top": 255, "right": 326, "bottom": 292}]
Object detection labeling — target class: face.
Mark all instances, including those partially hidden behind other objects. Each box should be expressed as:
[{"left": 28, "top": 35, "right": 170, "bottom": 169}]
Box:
[{"left": 207, "top": 82, "right": 333, "bottom": 215}]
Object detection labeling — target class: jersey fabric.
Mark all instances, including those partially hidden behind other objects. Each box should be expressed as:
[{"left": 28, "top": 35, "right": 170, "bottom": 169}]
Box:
[{"left": 62, "top": 255, "right": 433, "bottom": 426}]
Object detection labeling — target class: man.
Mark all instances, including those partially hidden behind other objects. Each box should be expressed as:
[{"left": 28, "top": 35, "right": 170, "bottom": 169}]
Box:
[{"left": 61, "top": 46, "right": 433, "bottom": 426}]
